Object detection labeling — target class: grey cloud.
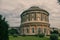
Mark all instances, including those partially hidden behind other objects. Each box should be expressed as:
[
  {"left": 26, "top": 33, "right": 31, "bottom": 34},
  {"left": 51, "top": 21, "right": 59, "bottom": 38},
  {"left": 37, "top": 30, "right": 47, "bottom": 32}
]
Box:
[{"left": 0, "top": 0, "right": 60, "bottom": 28}]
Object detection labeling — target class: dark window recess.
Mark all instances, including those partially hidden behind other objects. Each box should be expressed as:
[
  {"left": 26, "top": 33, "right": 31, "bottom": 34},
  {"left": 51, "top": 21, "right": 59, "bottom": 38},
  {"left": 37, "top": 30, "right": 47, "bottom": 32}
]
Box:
[
  {"left": 32, "top": 28, "right": 34, "bottom": 33},
  {"left": 27, "top": 28, "right": 29, "bottom": 33}
]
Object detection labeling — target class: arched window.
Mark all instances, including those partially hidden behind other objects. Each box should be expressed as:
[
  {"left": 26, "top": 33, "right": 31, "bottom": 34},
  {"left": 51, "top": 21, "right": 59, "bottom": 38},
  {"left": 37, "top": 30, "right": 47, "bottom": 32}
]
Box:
[
  {"left": 44, "top": 28, "right": 46, "bottom": 33},
  {"left": 26, "top": 28, "right": 29, "bottom": 33},
  {"left": 38, "top": 28, "right": 40, "bottom": 33},
  {"left": 32, "top": 28, "right": 34, "bottom": 33}
]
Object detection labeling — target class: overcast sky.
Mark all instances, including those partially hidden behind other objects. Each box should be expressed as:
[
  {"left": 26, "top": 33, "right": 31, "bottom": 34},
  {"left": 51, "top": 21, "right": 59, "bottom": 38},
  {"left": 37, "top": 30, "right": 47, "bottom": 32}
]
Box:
[{"left": 0, "top": 0, "right": 60, "bottom": 28}]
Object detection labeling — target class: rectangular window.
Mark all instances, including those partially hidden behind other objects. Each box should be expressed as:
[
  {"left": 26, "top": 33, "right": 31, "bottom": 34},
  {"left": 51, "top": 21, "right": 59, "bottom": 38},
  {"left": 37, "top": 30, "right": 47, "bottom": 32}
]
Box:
[
  {"left": 42, "top": 14, "right": 45, "bottom": 21},
  {"left": 30, "top": 13, "right": 36, "bottom": 21},
  {"left": 37, "top": 17, "right": 40, "bottom": 21},
  {"left": 28, "top": 14, "right": 30, "bottom": 21},
  {"left": 41, "top": 14, "right": 42, "bottom": 21},
  {"left": 36, "top": 13, "right": 41, "bottom": 21},
  {"left": 26, "top": 15, "right": 28, "bottom": 21}
]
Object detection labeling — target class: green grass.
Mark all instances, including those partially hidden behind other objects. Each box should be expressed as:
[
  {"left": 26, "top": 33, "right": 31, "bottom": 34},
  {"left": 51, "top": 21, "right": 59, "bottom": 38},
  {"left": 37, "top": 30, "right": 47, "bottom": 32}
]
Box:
[
  {"left": 9, "top": 36, "right": 60, "bottom": 40},
  {"left": 9, "top": 36, "right": 49, "bottom": 40}
]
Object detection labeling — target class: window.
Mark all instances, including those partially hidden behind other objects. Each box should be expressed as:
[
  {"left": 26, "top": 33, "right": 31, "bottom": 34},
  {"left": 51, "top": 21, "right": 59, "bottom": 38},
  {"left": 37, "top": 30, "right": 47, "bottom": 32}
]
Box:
[
  {"left": 31, "top": 13, "right": 36, "bottom": 21},
  {"left": 44, "top": 28, "right": 46, "bottom": 33},
  {"left": 32, "top": 28, "right": 34, "bottom": 33},
  {"left": 32, "top": 14, "right": 34, "bottom": 17},
  {"left": 45, "top": 16, "right": 49, "bottom": 22},
  {"left": 42, "top": 14, "right": 45, "bottom": 21},
  {"left": 26, "top": 15, "right": 28, "bottom": 21},
  {"left": 37, "top": 17, "right": 40, "bottom": 21},
  {"left": 38, "top": 28, "right": 40, "bottom": 33},
  {"left": 36, "top": 13, "right": 41, "bottom": 21},
  {"left": 26, "top": 28, "right": 29, "bottom": 33},
  {"left": 36, "top": 13, "right": 40, "bottom": 17}
]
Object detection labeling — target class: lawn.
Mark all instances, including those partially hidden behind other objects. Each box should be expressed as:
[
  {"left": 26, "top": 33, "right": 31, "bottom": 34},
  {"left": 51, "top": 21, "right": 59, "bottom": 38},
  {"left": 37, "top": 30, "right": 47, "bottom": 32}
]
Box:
[
  {"left": 9, "top": 36, "right": 49, "bottom": 40},
  {"left": 9, "top": 36, "right": 60, "bottom": 40}
]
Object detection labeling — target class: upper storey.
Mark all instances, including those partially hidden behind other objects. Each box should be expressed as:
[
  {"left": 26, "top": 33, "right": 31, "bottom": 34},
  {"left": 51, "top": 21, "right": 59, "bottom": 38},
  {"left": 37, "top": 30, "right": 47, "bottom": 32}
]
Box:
[
  {"left": 20, "top": 6, "right": 49, "bottom": 24},
  {"left": 21, "top": 6, "right": 49, "bottom": 17}
]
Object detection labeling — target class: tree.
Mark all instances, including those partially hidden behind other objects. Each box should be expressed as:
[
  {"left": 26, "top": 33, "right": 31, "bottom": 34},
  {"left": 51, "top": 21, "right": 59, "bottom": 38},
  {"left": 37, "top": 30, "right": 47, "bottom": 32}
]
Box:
[
  {"left": 50, "top": 29, "right": 59, "bottom": 40},
  {"left": 50, "top": 30, "right": 58, "bottom": 34},
  {"left": 58, "top": 0, "right": 60, "bottom": 2},
  {"left": 58, "top": 0, "right": 60, "bottom": 4},
  {"left": 0, "top": 15, "right": 9, "bottom": 40},
  {"left": 50, "top": 34, "right": 58, "bottom": 40}
]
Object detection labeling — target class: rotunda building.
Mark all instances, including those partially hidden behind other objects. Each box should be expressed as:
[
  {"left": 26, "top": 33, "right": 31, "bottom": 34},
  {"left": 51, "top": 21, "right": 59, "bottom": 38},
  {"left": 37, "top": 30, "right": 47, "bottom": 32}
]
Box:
[{"left": 20, "top": 6, "right": 50, "bottom": 35}]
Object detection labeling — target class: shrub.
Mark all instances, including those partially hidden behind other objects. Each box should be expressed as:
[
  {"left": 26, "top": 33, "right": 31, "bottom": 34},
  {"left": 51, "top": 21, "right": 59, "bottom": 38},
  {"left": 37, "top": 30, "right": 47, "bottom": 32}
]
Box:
[
  {"left": 58, "top": 33, "right": 60, "bottom": 36},
  {"left": 22, "top": 34, "right": 26, "bottom": 37},
  {"left": 13, "top": 34, "right": 18, "bottom": 37},
  {"left": 50, "top": 34, "right": 58, "bottom": 40},
  {"left": 8, "top": 28, "right": 19, "bottom": 36},
  {"left": 38, "top": 33, "right": 45, "bottom": 37}
]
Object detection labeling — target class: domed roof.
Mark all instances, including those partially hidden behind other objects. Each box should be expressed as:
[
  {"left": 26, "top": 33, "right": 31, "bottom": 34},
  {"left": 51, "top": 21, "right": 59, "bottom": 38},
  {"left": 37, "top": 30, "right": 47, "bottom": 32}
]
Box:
[
  {"left": 21, "top": 6, "right": 49, "bottom": 16},
  {"left": 26, "top": 6, "right": 47, "bottom": 12},
  {"left": 28, "top": 6, "right": 41, "bottom": 10}
]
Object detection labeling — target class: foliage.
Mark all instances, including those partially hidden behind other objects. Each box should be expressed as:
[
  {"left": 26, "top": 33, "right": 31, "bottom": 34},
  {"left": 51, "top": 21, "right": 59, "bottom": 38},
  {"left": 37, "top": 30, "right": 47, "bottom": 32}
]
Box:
[
  {"left": 50, "top": 29, "right": 59, "bottom": 40},
  {"left": 50, "top": 34, "right": 58, "bottom": 40},
  {"left": 0, "top": 15, "right": 9, "bottom": 40},
  {"left": 8, "top": 28, "right": 19, "bottom": 36},
  {"left": 58, "top": 0, "right": 60, "bottom": 2},
  {"left": 50, "top": 30, "right": 58, "bottom": 34},
  {"left": 59, "top": 33, "right": 60, "bottom": 36},
  {"left": 37, "top": 33, "right": 45, "bottom": 37},
  {"left": 22, "top": 34, "right": 26, "bottom": 37}
]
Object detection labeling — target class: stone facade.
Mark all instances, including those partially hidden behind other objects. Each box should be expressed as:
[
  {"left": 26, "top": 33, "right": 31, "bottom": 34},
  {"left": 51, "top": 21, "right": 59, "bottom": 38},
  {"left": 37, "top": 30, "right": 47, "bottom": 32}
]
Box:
[{"left": 20, "top": 6, "right": 50, "bottom": 35}]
